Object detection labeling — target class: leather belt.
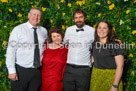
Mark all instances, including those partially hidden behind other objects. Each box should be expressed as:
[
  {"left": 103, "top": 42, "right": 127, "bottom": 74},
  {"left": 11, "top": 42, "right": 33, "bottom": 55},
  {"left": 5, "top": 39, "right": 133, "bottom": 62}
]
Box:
[{"left": 67, "top": 63, "right": 90, "bottom": 68}]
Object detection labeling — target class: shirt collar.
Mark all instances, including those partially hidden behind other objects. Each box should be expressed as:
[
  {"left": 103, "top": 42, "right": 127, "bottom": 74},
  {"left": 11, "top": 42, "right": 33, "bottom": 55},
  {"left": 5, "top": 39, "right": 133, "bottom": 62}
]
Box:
[
  {"left": 75, "top": 24, "right": 85, "bottom": 29},
  {"left": 26, "top": 21, "right": 40, "bottom": 29}
]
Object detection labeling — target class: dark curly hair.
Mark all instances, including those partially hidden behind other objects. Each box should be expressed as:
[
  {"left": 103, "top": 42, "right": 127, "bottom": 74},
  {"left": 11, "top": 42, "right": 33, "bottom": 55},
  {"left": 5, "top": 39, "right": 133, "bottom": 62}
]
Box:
[
  {"left": 48, "top": 27, "right": 64, "bottom": 43},
  {"left": 94, "top": 19, "right": 117, "bottom": 44},
  {"left": 73, "top": 8, "right": 87, "bottom": 19}
]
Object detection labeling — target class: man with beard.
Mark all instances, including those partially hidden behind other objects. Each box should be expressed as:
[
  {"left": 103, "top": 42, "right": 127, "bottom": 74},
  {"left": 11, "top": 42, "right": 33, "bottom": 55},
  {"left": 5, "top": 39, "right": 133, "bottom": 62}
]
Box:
[{"left": 63, "top": 8, "right": 95, "bottom": 91}]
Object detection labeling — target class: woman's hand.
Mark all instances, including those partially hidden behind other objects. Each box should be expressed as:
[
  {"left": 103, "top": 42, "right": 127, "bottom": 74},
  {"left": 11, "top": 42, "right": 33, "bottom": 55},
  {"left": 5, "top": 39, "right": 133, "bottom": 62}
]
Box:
[{"left": 110, "top": 86, "right": 117, "bottom": 91}]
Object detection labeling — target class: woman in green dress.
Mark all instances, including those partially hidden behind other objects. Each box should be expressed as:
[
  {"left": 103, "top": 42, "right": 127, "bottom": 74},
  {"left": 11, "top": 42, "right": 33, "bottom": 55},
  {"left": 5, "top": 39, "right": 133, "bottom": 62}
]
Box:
[{"left": 90, "top": 19, "right": 126, "bottom": 91}]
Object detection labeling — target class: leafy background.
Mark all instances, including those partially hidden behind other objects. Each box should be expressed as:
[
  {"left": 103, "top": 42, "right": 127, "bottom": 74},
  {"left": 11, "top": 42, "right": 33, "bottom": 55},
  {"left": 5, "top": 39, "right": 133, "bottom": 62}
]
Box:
[{"left": 0, "top": 0, "right": 136, "bottom": 91}]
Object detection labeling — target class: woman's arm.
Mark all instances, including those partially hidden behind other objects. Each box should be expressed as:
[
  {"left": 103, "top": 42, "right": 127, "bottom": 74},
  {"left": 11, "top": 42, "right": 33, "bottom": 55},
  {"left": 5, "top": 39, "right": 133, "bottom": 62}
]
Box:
[{"left": 111, "top": 55, "right": 124, "bottom": 91}]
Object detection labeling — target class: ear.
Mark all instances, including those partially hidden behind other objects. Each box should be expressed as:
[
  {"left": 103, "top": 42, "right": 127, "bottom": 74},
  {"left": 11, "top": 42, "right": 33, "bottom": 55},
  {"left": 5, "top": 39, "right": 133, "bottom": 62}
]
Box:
[
  {"left": 84, "top": 18, "right": 87, "bottom": 21},
  {"left": 28, "top": 13, "right": 30, "bottom": 19},
  {"left": 40, "top": 15, "right": 42, "bottom": 20}
]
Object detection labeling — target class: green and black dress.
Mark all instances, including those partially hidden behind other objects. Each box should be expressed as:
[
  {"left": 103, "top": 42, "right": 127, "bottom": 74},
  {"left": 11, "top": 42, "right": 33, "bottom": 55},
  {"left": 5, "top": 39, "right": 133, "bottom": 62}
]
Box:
[{"left": 90, "top": 42, "right": 126, "bottom": 91}]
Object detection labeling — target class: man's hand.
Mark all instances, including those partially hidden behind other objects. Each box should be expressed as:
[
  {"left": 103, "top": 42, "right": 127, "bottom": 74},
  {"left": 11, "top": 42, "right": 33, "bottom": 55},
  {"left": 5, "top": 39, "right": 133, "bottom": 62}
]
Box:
[
  {"left": 8, "top": 73, "right": 18, "bottom": 81},
  {"left": 115, "top": 39, "right": 122, "bottom": 44},
  {"left": 115, "top": 39, "right": 123, "bottom": 48}
]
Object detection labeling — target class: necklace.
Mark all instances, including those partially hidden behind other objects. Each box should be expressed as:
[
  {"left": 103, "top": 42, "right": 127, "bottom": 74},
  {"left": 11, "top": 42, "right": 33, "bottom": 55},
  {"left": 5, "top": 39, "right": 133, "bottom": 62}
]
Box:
[{"left": 99, "top": 45, "right": 101, "bottom": 53}]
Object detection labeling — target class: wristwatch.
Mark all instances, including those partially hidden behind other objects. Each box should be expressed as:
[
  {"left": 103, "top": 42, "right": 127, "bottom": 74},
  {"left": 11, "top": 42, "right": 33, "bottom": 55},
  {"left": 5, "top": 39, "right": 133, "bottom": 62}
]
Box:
[{"left": 112, "top": 84, "right": 118, "bottom": 88}]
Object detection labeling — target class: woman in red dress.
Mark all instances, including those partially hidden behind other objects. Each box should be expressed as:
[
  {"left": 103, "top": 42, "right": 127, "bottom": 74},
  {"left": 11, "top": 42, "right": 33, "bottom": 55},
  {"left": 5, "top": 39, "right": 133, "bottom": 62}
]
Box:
[{"left": 41, "top": 27, "right": 68, "bottom": 91}]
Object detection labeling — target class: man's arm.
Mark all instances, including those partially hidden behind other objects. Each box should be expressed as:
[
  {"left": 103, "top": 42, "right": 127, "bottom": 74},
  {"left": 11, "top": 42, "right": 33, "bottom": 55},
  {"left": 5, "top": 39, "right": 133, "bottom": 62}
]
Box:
[{"left": 6, "top": 27, "right": 19, "bottom": 81}]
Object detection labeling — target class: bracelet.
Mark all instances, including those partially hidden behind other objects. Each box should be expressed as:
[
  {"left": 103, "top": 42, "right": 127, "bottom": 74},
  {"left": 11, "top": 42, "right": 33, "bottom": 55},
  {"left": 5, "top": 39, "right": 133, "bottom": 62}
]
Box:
[{"left": 112, "top": 84, "right": 118, "bottom": 88}]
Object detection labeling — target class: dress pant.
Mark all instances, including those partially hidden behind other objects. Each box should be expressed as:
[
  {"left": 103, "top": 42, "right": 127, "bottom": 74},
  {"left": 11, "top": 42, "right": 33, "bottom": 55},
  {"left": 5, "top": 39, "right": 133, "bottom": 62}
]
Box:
[
  {"left": 63, "top": 64, "right": 92, "bottom": 91},
  {"left": 11, "top": 64, "right": 42, "bottom": 91}
]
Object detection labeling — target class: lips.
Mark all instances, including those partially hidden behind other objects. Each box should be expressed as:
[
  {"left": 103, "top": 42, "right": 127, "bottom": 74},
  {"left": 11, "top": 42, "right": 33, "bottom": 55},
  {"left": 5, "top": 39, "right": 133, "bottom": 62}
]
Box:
[
  {"left": 76, "top": 21, "right": 82, "bottom": 24},
  {"left": 77, "top": 23, "right": 82, "bottom": 25},
  {"left": 54, "top": 39, "right": 61, "bottom": 42},
  {"left": 33, "top": 19, "right": 38, "bottom": 22},
  {"left": 98, "top": 33, "right": 105, "bottom": 36}
]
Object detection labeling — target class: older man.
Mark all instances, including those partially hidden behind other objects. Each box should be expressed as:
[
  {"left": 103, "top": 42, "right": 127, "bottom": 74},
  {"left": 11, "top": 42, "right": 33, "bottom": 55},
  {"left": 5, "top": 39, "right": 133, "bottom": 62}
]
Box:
[{"left": 6, "top": 7, "right": 48, "bottom": 91}]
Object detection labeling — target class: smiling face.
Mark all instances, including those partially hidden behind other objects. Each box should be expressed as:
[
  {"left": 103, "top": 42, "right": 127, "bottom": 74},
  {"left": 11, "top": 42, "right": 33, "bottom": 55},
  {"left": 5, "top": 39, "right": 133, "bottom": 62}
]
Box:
[
  {"left": 28, "top": 9, "right": 42, "bottom": 27},
  {"left": 51, "top": 32, "right": 62, "bottom": 45},
  {"left": 97, "top": 22, "right": 109, "bottom": 40},
  {"left": 74, "top": 13, "right": 86, "bottom": 28}
]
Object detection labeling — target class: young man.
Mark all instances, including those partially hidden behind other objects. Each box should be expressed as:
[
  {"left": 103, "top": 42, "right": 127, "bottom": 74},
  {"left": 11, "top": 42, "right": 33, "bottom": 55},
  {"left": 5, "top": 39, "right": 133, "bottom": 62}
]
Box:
[
  {"left": 6, "top": 7, "right": 48, "bottom": 91},
  {"left": 63, "top": 8, "right": 95, "bottom": 91}
]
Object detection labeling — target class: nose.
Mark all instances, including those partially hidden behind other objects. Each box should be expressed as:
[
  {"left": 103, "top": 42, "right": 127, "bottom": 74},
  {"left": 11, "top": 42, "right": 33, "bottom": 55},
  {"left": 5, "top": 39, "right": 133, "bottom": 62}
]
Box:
[
  {"left": 100, "top": 28, "right": 104, "bottom": 31},
  {"left": 34, "top": 14, "right": 39, "bottom": 18},
  {"left": 36, "top": 15, "right": 39, "bottom": 18},
  {"left": 77, "top": 17, "right": 81, "bottom": 21},
  {"left": 101, "top": 29, "right": 103, "bottom": 31},
  {"left": 57, "top": 36, "right": 59, "bottom": 40}
]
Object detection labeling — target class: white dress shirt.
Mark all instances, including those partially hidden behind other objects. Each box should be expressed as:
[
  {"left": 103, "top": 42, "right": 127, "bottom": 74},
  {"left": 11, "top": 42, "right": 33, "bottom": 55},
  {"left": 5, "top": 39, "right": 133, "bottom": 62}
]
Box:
[
  {"left": 64, "top": 25, "right": 95, "bottom": 66},
  {"left": 6, "top": 21, "right": 48, "bottom": 74}
]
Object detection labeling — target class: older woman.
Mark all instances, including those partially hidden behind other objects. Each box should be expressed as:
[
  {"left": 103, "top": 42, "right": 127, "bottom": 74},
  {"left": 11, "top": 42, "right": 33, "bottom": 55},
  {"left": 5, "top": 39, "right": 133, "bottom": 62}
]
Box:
[
  {"left": 41, "top": 27, "right": 68, "bottom": 91},
  {"left": 90, "top": 19, "right": 126, "bottom": 91}
]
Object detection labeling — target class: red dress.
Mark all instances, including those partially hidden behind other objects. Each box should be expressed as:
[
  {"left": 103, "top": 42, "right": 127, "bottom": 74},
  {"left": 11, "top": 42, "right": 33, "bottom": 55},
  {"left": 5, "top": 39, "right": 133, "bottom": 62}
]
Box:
[{"left": 41, "top": 45, "right": 68, "bottom": 91}]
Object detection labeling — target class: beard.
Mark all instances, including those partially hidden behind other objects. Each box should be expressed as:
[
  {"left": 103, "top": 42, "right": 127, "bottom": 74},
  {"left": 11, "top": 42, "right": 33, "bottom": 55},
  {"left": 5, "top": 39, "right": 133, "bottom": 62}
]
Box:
[{"left": 75, "top": 21, "right": 85, "bottom": 28}]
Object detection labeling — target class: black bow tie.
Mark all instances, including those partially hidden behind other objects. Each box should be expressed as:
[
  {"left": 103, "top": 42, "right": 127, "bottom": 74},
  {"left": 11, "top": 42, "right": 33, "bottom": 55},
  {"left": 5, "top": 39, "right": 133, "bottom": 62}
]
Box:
[{"left": 76, "top": 29, "right": 84, "bottom": 32}]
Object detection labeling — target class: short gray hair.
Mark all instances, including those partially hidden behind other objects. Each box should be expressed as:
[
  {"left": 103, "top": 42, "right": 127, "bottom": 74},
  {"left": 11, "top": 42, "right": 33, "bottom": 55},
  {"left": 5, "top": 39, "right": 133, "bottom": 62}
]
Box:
[{"left": 29, "top": 7, "right": 42, "bottom": 13}]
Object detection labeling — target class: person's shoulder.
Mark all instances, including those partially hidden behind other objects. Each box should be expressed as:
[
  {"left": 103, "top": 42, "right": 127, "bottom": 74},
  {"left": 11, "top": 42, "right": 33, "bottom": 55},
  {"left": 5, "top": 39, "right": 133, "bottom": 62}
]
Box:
[
  {"left": 85, "top": 25, "right": 95, "bottom": 30},
  {"left": 15, "top": 22, "right": 26, "bottom": 28},
  {"left": 109, "top": 41, "right": 121, "bottom": 49},
  {"left": 38, "top": 26, "right": 48, "bottom": 32},
  {"left": 84, "top": 25, "right": 95, "bottom": 33},
  {"left": 38, "top": 25, "right": 47, "bottom": 30},
  {"left": 12, "top": 22, "right": 26, "bottom": 31},
  {"left": 65, "top": 25, "right": 76, "bottom": 33},
  {"left": 111, "top": 41, "right": 120, "bottom": 45},
  {"left": 67, "top": 25, "right": 76, "bottom": 30}
]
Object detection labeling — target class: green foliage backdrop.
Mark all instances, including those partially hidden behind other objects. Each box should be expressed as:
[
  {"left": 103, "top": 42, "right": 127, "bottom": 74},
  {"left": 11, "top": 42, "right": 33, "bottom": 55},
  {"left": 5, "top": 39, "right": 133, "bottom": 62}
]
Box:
[{"left": 0, "top": 0, "right": 136, "bottom": 90}]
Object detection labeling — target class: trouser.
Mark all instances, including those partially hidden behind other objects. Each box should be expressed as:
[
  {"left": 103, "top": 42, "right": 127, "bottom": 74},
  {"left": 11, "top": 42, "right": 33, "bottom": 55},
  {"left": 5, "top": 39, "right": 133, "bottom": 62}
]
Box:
[
  {"left": 11, "top": 64, "right": 42, "bottom": 91},
  {"left": 63, "top": 63, "right": 92, "bottom": 91}
]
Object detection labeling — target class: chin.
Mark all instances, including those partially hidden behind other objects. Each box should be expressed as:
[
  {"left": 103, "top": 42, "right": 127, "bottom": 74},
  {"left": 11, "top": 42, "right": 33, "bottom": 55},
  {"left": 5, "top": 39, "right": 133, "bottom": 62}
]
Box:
[
  {"left": 76, "top": 25, "right": 82, "bottom": 28},
  {"left": 32, "top": 24, "right": 38, "bottom": 27},
  {"left": 54, "top": 42, "right": 61, "bottom": 45},
  {"left": 99, "top": 36, "right": 108, "bottom": 40},
  {"left": 76, "top": 24, "right": 84, "bottom": 28}
]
